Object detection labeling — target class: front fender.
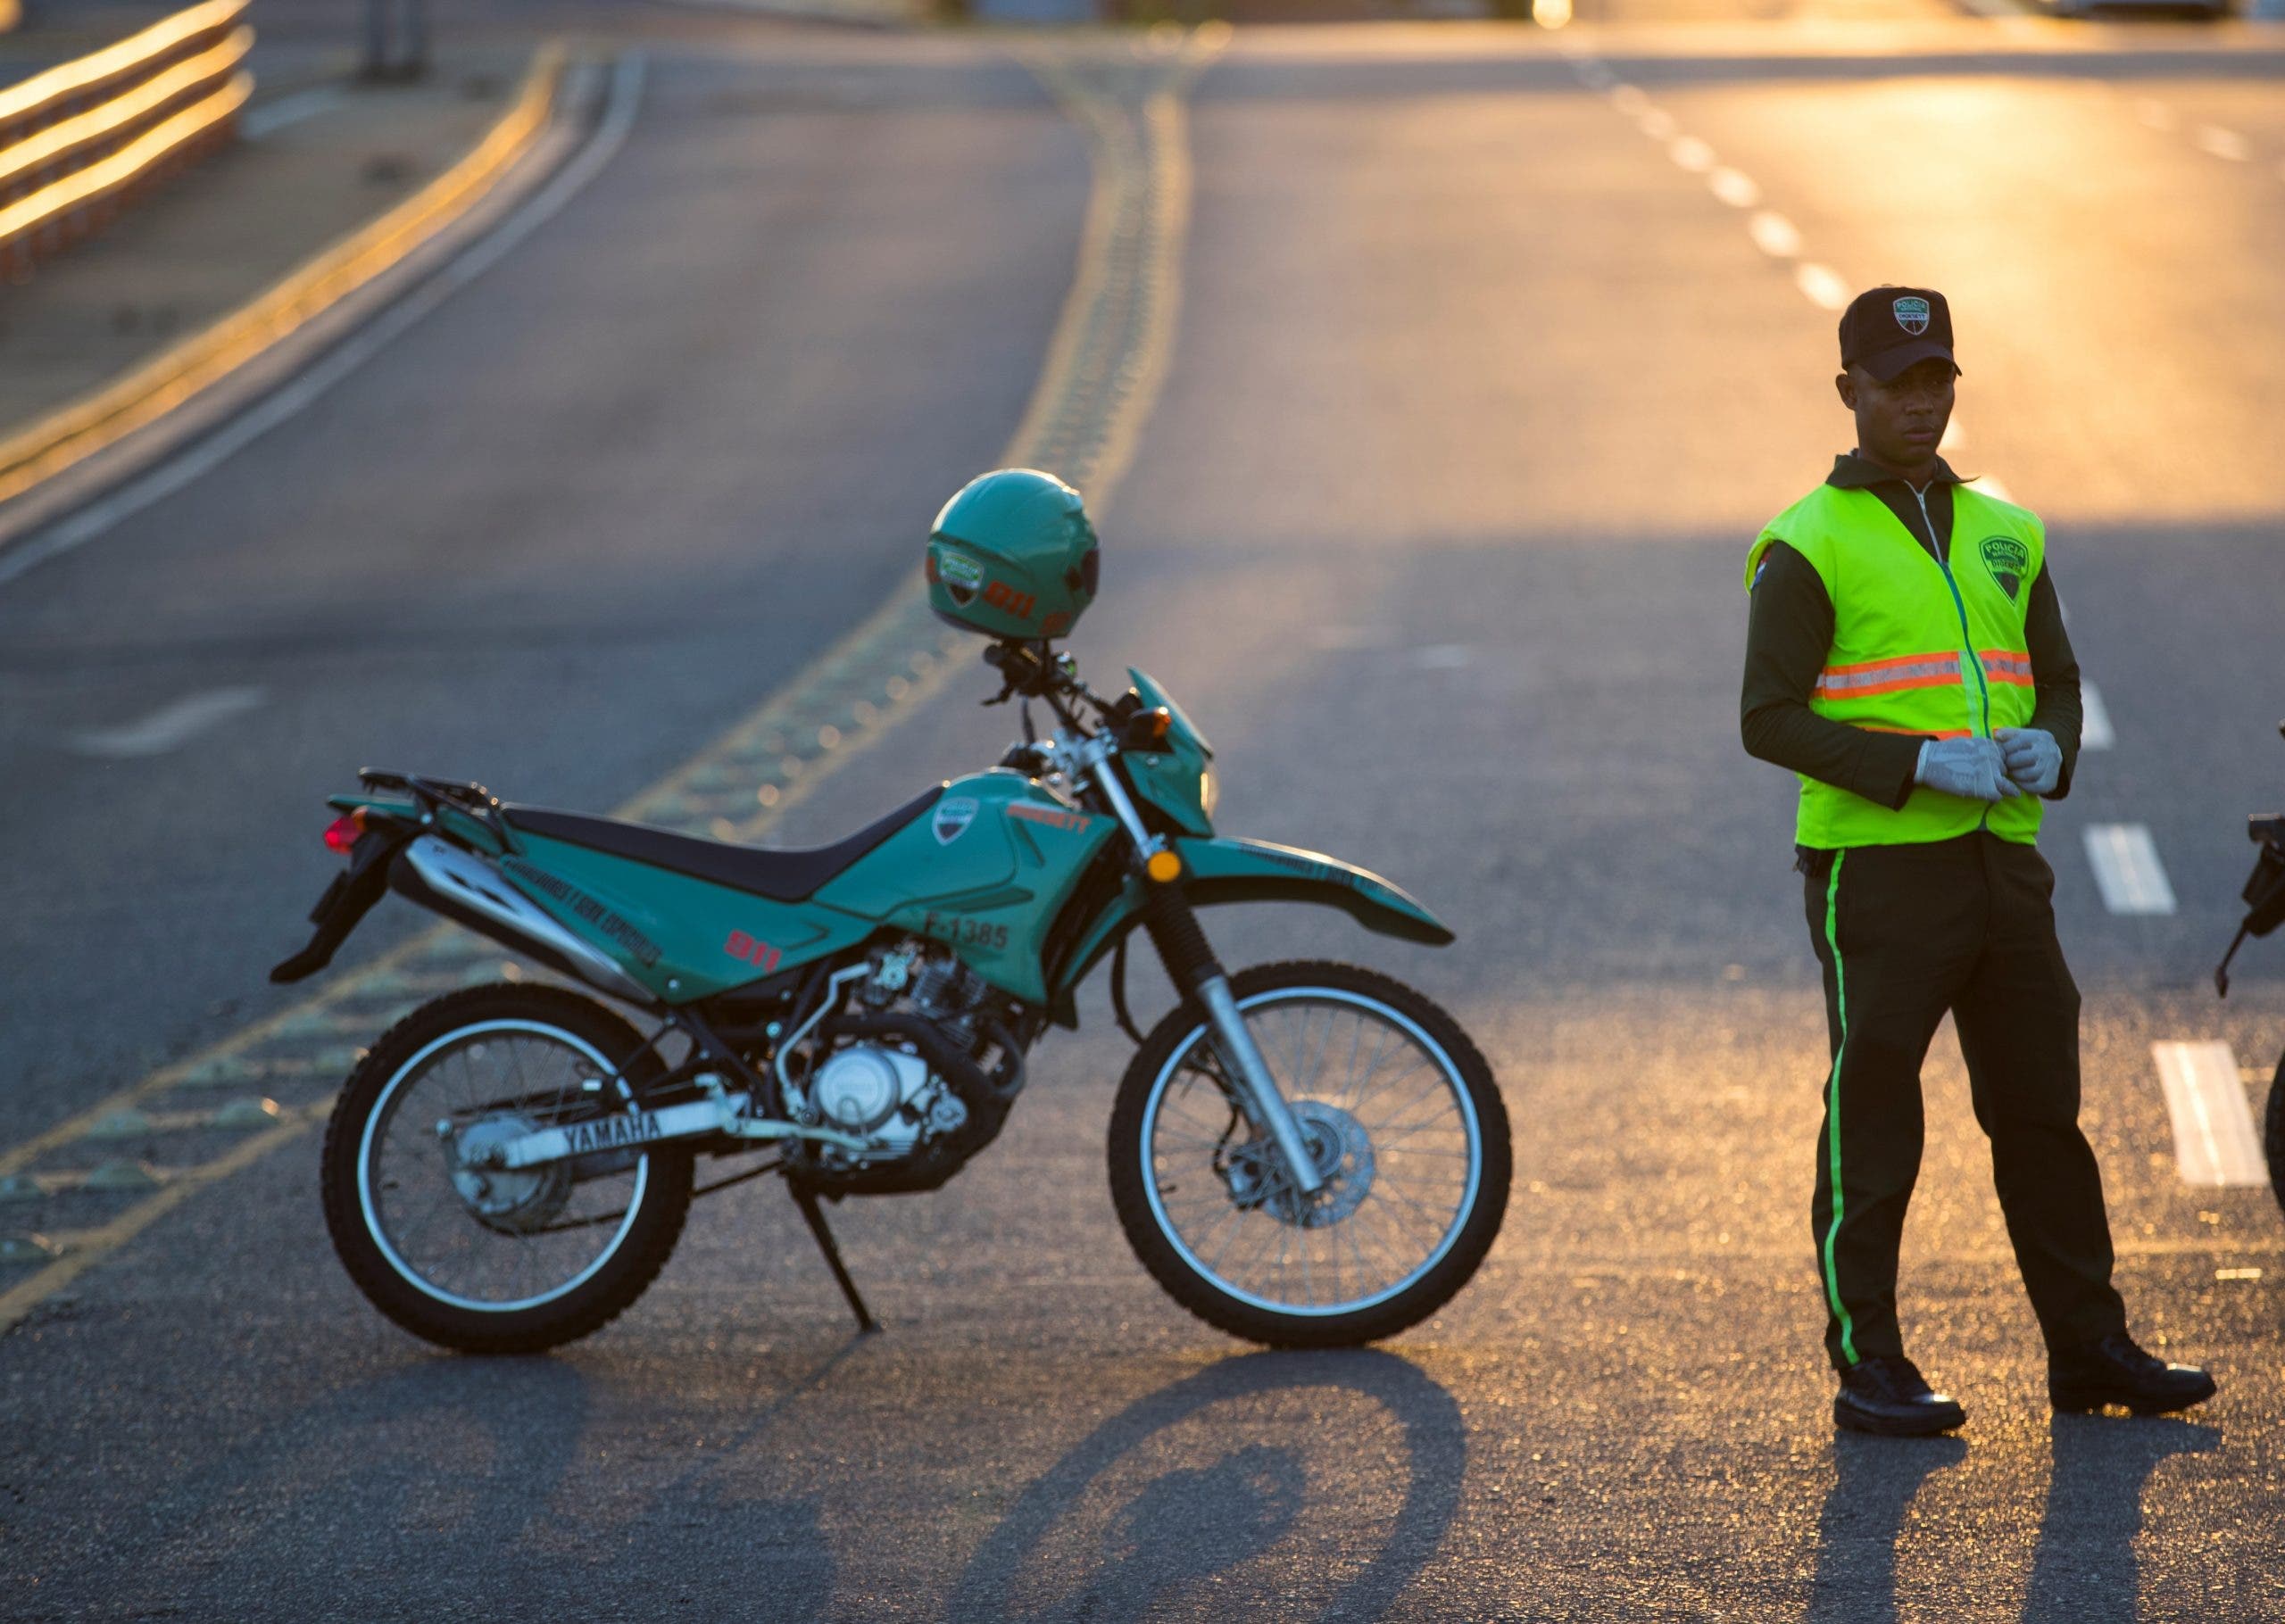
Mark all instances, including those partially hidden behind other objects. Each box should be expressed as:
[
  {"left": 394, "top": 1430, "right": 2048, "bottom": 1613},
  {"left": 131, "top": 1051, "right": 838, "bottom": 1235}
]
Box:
[
  {"left": 1047, "top": 835, "right": 1453, "bottom": 1026},
  {"left": 1177, "top": 836, "right": 1453, "bottom": 946}
]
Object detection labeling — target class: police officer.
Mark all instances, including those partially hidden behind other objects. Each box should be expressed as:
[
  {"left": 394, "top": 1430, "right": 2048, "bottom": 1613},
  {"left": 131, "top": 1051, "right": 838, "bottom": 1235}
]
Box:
[{"left": 1740, "top": 286, "right": 2217, "bottom": 1436}]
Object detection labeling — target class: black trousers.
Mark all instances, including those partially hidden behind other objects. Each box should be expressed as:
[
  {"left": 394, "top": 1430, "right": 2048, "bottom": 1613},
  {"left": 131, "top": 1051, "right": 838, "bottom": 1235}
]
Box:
[{"left": 1799, "top": 832, "right": 2127, "bottom": 1370}]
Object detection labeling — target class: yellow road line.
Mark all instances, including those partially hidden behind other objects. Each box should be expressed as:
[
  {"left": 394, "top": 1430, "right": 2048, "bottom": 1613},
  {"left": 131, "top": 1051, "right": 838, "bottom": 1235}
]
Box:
[
  {"left": 0, "top": 39, "right": 569, "bottom": 510},
  {"left": 0, "top": 32, "right": 1222, "bottom": 1339}
]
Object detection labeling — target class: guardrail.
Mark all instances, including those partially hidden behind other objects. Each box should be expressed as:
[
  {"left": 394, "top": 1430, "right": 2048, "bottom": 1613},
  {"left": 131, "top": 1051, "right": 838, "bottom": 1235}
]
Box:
[{"left": 0, "top": 0, "right": 253, "bottom": 276}]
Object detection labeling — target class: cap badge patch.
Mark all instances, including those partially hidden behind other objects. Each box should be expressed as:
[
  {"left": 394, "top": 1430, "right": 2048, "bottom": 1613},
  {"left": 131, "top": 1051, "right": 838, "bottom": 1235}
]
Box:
[
  {"left": 1892, "top": 296, "right": 1932, "bottom": 336},
  {"left": 1980, "top": 535, "right": 2028, "bottom": 601},
  {"left": 933, "top": 797, "right": 979, "bottom": 845}
]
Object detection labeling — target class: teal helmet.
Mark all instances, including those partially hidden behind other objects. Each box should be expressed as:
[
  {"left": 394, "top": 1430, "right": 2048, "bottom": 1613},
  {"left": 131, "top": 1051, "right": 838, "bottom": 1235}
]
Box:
[{"left": 925, "top": 468, "right": 1100, "bottom": 642}]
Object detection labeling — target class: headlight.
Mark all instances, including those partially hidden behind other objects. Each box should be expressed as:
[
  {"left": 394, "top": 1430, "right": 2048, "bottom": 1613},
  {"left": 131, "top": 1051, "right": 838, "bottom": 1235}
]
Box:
[{"left": 1199, "top": 765, "right": 1219, "bottom": 821}]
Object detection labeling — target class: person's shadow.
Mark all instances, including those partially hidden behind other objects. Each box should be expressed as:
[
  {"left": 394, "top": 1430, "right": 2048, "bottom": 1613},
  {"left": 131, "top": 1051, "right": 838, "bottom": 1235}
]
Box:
[
  {"left": 946, "top": 1347, "right": 1466, "bottom": 1622},
  {"left": 1807, "top": 1431, "right": 1969, "bottom": 1624},
  {"left": 2021, "top": 1413, "right": 2219, "bottom": 1623}
]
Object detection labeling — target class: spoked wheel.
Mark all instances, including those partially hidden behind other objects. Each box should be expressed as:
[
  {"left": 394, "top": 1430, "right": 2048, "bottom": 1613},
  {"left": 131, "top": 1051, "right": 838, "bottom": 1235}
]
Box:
[
  {"left": 1108, "top": 961, "right": 1510, "bottom": 1347},
  {"left": 320, "top": 984, "right": 693, "bottom": 1354}
]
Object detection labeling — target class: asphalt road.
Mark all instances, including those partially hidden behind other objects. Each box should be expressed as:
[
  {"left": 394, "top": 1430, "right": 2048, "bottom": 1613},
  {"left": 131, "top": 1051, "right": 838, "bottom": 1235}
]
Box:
[{"left": 4, "top": 12, "right": 2283, "bottom": 1622}]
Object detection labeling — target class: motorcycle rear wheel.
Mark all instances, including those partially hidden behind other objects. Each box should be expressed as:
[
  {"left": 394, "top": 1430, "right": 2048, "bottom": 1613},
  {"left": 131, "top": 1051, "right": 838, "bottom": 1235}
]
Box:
[
  {"left": 320, "top": 983, "right": 693, "bottom": 1354},
  {"left": 1107, "top": 960, "right": 1510, "bottom": 1347}
]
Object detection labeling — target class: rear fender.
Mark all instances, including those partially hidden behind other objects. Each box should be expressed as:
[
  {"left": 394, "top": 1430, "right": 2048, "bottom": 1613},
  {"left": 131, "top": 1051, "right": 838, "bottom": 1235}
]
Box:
[{"left": 1047, "top": 835, "right": 1453, "bottom": 1025}]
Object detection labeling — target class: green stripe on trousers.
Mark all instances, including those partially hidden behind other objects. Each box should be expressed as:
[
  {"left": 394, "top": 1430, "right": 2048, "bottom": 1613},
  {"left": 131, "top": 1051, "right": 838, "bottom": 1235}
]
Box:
[{"left": 1819, "top": 850, "right": 1860, "bottom": 1366}]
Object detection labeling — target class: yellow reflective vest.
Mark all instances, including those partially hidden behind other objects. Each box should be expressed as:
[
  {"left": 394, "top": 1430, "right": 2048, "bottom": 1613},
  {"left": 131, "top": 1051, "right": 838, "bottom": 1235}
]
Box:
[{"left": 1746, "top": 481, "right": 2045, "bottom": 849}]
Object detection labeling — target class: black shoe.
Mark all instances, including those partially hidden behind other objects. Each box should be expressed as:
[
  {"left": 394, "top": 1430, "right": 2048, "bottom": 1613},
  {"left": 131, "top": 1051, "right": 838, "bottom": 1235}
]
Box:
[
  {"left": 1833, "top": 1355, "right": 1967, "bottom": 1437},
  {"left": 2049, "top": 1333, "right": 2216, "bottom": 1415}
]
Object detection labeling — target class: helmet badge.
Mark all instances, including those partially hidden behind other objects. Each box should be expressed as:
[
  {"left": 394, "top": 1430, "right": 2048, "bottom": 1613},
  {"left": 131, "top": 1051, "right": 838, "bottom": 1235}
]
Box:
[
  {"left": 935, "top": 550, "right": 984, "bottom": 606},
  {"left": 1892, "top": 296, "right": 1931, "bottom": 336},
  {"left": 933, "top": 797, "right": 979, "bottom": 845}
]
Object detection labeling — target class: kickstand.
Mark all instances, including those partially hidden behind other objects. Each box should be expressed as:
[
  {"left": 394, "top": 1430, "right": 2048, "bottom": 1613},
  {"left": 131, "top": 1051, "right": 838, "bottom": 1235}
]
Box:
[{"left": 788, "top": 1179, "right": 878, "bottom": 1335}]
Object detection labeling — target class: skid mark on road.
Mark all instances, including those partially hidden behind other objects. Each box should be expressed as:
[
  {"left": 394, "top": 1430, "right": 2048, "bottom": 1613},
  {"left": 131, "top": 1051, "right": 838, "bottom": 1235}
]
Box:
[{"left": 0, "top": 30, "right": 1226, "bottom": 1339}]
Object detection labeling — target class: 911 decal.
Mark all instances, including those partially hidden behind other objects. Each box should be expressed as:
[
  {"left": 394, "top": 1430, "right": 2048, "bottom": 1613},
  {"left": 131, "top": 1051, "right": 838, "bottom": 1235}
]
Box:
[
  {"left": 724, "top": 930, "right": 782, "bottom": 973},
  {"left": 982, "top": 581, "right": 1035, "bottom": 621}
]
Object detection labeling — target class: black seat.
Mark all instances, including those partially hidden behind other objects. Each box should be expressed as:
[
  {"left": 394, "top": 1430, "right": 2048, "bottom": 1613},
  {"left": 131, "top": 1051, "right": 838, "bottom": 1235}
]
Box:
[{"left": 503, "top": 785, "right": 944, "bottom": 903}]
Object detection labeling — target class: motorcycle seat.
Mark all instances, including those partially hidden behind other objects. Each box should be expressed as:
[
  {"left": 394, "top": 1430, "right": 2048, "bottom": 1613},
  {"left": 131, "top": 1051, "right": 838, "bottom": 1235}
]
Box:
[{"left": 501, "top": 784, "right": 944, "bottom": 903}]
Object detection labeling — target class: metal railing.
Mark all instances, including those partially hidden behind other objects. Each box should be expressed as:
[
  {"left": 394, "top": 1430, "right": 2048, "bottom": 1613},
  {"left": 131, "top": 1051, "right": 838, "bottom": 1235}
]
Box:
[{"left": 0, "top": 0, "right": 253, "bottom": 276}]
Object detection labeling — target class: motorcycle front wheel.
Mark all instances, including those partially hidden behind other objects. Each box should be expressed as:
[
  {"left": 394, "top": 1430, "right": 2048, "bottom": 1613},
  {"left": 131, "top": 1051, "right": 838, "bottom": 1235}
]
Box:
[
  {"left": 2267, "top": 1050, "right": 2283, "bottom": 1223},
  {"left": 1108, "top": 960, "right": 1510, "bottom": 1347},
  {"left": 320, "top": 983, "right": 693, "bottom": 1354}
]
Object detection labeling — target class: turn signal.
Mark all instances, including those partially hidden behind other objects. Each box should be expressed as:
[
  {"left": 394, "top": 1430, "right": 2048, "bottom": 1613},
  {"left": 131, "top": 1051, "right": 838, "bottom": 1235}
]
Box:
[
  {"left": 323, "top": 809, "right": 368, "bottom": 853},
  {"left": 1125, "top": 707, "right": 1175, "bottom": 749},
  {"left": 1146, "top": 849, "right": 1183, "bottom": 883}
]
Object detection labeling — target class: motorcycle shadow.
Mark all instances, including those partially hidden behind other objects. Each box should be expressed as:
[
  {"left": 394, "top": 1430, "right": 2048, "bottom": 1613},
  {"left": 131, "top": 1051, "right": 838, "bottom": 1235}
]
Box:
[
  {"left": 945, "top": 1346, "right": 1467, "bottom": 1624},
  {"left": 68, "top": 1349, "right": 845, "bottom": 1621}
]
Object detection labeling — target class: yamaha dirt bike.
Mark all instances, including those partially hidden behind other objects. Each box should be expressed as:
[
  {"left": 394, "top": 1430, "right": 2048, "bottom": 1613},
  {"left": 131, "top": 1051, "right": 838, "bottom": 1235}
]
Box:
[
  {"left": 276, "top": 641, "right": 1510, "bottom": 1353},
  {"left": 2213, "top": 722, "right": 2285, "bottom": 1222}
]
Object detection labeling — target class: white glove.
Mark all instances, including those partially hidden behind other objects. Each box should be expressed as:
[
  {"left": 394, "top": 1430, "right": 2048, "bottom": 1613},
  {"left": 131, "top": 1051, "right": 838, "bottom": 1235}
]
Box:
[
  {"left": 1915, "top": 737, "right": 2023, "bottom": 803},
  {"left": 1995, "top": 726, "right": 2062, "bottom": 797}
]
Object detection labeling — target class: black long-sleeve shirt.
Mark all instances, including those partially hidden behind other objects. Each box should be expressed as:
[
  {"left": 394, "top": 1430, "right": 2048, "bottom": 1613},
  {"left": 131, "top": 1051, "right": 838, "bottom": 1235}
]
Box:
[{"left": 1741, "top": 453, "right": 2082, "bottom": 811}]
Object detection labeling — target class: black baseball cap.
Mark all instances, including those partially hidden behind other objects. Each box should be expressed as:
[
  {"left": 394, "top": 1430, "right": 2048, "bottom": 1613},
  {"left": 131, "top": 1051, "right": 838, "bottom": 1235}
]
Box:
[{"left": 1839, "top": 286, "right": 1959, "bottom": 381}]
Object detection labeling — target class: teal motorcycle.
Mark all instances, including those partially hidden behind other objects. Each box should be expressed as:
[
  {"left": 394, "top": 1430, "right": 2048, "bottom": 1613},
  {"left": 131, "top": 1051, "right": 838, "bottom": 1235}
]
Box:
[{"left": 276, "top": 472, "right": 1509, "bottom": 1353}]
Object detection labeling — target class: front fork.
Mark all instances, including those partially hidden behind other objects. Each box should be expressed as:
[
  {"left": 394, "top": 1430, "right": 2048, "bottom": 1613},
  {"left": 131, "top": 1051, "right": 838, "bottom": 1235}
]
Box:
[{"left": 1089, "top": 760, "right": 1325, "bottom": 1197}]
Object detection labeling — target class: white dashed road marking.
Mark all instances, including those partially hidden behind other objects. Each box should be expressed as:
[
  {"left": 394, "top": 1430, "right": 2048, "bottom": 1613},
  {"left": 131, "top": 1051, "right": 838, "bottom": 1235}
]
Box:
[
  {"left": 1794, "top": 263, "right": 1849, "bottom": 311},
  {"left": 2152, "top": 1040, "right": 2269, "bottom": 1187},
  {"left": 1747, "top": 211, "right": 1801, "bottom": 257},
  {"left": 2083, "top": 823, "right": 2177, "bottom": 916},
  {"left": 2080, "top": 682, "right": 2115, "bottom": 750},
  {"left": 65, "top": 687, "right": 267, "bottom": 758},
  {"left": 2195, "top": 124, "right": 2251, "bottom": 162},
  {"left": 1668, "top": 136, "right": 1715, "bottom": 173},
  {"left": 1708, "top": 168, "right": 1760, "bottom": 209}
]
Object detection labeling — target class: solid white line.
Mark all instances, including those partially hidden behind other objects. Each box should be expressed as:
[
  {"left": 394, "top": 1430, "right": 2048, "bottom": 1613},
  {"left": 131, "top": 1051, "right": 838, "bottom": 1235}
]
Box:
[
  {"left": 1668, "top": 136, "right": 1714, "bottom": 173},
  {"left": 242, "top": 86, "right": 348, "bottom": 140},
  {"left": 1708, "top": 168, "right": 1760, "bottom": 209},
  {"left": 2083, "top": 823, "right": 2177, "bottom": 915},
  {"left": 1795, "top": 263, "right": 1849, "bottom": 311},
  {"left": 65, "top": 686, "right": 267, "bottom": 758},
  {"left": 2152, "top": 1040, "right": 2268, "bottom": 1187},
  {"left": 0, "top": 55, "right": 647, "bottom": 594},
  {"left": 2080, "top": 681, "right": 2114, "bottom": 750}
]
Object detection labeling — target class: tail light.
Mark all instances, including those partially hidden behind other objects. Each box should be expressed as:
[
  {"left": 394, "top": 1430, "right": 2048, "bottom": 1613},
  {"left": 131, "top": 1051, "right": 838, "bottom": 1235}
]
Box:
[{"left": 323, "top": 808, "right": 369, "bottom": 853}]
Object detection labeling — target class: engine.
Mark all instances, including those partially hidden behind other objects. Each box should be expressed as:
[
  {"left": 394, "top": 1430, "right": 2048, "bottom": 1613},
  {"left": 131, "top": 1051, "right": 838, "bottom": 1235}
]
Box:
[{"left": 783, "top": 940, "right": 1028, "bottom": 1193}]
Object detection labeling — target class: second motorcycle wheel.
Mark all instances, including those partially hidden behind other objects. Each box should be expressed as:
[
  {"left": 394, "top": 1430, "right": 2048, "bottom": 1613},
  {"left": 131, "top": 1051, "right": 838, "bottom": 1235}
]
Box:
[
  {"left": 320, "top": 982, "right": 694, "bottom": 1354},
  {"left": 2267, "top": 1050, "right": 2284, "bottom": 1223}
]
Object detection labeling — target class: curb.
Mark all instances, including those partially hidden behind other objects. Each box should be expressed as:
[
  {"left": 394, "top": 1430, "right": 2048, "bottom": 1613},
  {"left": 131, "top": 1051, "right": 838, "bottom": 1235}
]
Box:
[{"left": 0, "top": 39, "right": 573, "bottom": 555}]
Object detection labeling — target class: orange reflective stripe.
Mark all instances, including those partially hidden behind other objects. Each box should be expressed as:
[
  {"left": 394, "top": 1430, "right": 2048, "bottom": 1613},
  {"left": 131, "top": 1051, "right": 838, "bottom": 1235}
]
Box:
[{"left": 1979, "top": 650, "right": 2034, "bottom": 686}]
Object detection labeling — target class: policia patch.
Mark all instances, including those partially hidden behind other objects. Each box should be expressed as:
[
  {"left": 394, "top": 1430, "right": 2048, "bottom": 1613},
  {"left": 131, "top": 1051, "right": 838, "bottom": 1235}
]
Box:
[{"left": 1979, "top": 534, "right": 2029, "bottom": 601}]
